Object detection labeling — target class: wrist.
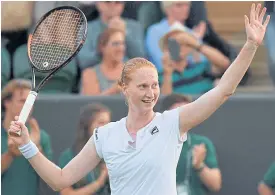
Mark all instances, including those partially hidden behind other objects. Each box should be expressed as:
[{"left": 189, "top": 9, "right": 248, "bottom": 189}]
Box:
[
  {"left": 194, "top": 162, "right": 205, "bottom": 172},
  {"left": 163, "top": 70, "right": 173, "bottom": 77},
  {"left": 245, "top": 40, "right": 259, "bottom": 50},
  {"left": 18, "top": 140, "right": 39, "bottom": 159},
  {"left": 195, "top": 40, "right": 203, "bottom": 51}
]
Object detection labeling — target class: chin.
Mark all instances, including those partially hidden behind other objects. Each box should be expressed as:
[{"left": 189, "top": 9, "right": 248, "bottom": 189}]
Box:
[{"left": 141, "top": 102, "right": 156, "bottom": 112}]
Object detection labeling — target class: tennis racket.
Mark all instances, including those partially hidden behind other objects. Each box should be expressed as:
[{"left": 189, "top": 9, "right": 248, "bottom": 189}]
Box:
[{"left": 13, "top": 6, "right": 87, "bottom": 136}]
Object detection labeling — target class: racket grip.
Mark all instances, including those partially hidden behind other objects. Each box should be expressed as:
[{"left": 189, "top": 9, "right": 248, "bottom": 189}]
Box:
[{"left": 17, "top": 91, "right": 38, "bottom": 135}]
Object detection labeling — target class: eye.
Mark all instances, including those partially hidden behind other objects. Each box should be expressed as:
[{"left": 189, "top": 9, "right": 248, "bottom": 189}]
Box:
[
  {"left": 138, "top": 84, "right": 147, "bottom": 89},
  {"left": 152, "top": 83, "right": 159, "bottom": 88}
]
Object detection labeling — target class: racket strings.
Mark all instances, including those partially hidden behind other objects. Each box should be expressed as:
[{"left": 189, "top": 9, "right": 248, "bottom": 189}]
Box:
[{"left": 30, "top": 9, "right": 85, "bottom": 71}]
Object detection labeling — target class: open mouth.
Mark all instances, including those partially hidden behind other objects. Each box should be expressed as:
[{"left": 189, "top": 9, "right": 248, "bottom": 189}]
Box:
[{"left": 142, "top": 99, "right": 154, "bottom": 103}]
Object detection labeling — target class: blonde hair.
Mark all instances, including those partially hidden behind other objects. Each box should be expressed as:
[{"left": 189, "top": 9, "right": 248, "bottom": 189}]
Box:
[
  {"left": 118, "top": 58, "right": 156, "bottom": 87},
  {"left": 2, "top": 79, "right": 32, "bottom": 101},
  {"left": 1, "top": 79, "right": 32, "bottom": 112}
]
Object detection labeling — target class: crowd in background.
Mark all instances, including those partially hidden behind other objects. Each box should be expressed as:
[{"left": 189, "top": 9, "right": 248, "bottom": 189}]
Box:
[
  {"left": 2, "top": 1, "right": 274, "bottom": 95},
  {"left": 1, "top": 1, "right": 275, "bottom": 195}
]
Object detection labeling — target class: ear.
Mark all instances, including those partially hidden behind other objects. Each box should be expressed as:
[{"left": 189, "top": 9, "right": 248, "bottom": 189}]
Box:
[{"left": 121, "top": 84, "right": 127, "bottom": 96}]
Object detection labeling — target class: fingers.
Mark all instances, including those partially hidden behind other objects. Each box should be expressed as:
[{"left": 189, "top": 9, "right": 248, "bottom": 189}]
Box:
[
  {"left": 250, "top": 3, "right": 255, "bottom": 24},
  {"left": 255, "top": 3, "right": 261, "bottom": 21},
  {"left": 264, "top": 15, "right": 270, "bottom": 28},
  {"left": 9, "top": 120, "right": 26, "bottom": 137},
  {"left": 14, "top": 116, "right": 19, "bottom": 121},
  {"left": 244, "top": 15, "right": 249, "bottom": 27},
  {"left": 259, "top": 7, "right": 266, "bottom": 24}
]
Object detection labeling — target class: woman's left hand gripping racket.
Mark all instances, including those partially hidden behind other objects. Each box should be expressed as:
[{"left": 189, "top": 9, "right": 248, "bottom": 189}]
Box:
[{"left": 11, "top": 6, "right": 87, "bottom": 136}]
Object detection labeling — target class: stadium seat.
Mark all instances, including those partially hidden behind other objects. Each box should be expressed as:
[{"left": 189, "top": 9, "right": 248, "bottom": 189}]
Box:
[
  {"left": 1, "top": 47, "right": 11, "bottom": 89},
  {"left": 13, "top": 44, "right": 77, "bottom": 94}
]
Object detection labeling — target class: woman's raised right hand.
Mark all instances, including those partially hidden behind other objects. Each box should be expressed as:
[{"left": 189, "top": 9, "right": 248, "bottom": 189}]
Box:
[{"left": 8, "top": 116, "right": 31, "bottom": 147}]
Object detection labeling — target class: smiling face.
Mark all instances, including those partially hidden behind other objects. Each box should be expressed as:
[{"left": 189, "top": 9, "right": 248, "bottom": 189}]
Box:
[
  {"left": 101, "top": 31, "right": 125, "bottom": 63},
  {"left": 119, "top": 58, "right": 160, "bottom": 114},
  {"left": 127, "top": 67, "right": 160, "bottom": 113}
]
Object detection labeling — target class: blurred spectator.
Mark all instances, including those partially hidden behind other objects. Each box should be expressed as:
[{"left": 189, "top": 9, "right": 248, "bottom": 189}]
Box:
[
  {"left": 78, "top": 1, "right": 146, "bottom": 70},
  {"left": 1, "top": 2, "right": 33, "bottom": 54},
  {"left": 32, "top": 1, "right": 99, "bottom": 24},
  {"left": 146, "top": 1, "right": 195, "bottom": 71},
  {"left": 59, "top": 103, "right": 111, "bottom": 195},
  {"left": 161, "top": 94, "right": 222, "bottom": 195},
  {"left": 258, "top": 161, "right": 275, "bottom": 195},
  {"left": 264, "top": 1, "right": 275, "bottom": 85},
  {"left": 159, "top": 22, "right": 229, "bottom": 95},
  {"left": 144, "top": 1, "right": 238, "bottom": 69},
  {"left": 81, "top": 28, "right": 125, "bottom": 96},
  {"left": 1, "top": 79, "right": 53, "bottom": 195}
]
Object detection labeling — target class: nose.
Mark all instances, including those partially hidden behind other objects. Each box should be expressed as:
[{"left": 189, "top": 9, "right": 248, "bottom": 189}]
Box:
[{"left": 145, "top": 88, "right": 154, "bottom": 98}]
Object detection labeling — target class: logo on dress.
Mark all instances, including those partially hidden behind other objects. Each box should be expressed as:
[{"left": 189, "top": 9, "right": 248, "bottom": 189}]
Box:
[
  {"left": 95, "top": 128, "right": 99, "bottom": 140},
  {"left": 151, "top": 126, "right": 159, "bottom": 135}
]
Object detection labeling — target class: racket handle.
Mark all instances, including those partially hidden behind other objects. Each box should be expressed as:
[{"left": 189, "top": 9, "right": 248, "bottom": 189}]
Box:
[{"left": 17, "top": 91, "right": 38, "bottom": 136}]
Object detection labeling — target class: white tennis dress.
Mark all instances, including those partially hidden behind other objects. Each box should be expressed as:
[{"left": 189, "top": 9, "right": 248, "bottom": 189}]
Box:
[{"left": 93, "top": 108, "right": 187, "bottom": 195}]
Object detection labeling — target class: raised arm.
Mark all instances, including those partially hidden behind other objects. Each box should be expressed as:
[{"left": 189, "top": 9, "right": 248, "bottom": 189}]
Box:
[
  {"left": 8, "top": 120, "right": 101, "bottom": 191},
  {"left": 178, "top": 3, "right": 270, "bottom": 134}
]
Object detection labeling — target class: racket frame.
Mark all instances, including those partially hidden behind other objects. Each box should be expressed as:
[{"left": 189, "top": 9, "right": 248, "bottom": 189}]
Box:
[{"left": 14, "top": 6, "right": 87, "bottom": 135}]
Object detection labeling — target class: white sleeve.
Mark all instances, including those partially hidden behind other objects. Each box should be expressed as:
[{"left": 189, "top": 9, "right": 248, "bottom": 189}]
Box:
[
  {"left": 162, "top": 108, "right": 187, "bottom": 142},
  {"left": 93, "top": 127, "right": 103, "bottom": 159}
]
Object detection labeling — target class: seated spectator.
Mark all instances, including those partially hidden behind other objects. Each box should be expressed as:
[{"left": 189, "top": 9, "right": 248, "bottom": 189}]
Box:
[
  {"left": 146, "top": 1, "right": 195, "bottom": 71},
  {"left": 81, "top": 28, "right": 125, "bottom": 96},
  {"left": 78, "top": 1, "right": 145, "bottom": 70},
  {"left": 264, "top": 1, "right": 275, "bottom": 85},
  {"left": 1, "top": 79, "right": 52, "bottom": 195},
  {"left": 258, "top": 161, "right": 275, "bottom": 195},
  {"left": 159, "top": 22, "right": 230, "bottom": 95},
  {"left": 59, "top": 103, "right": 111, "bottom": 195},
  {"left": 145, "top": 1, "right": 239, "bottom": 72},
  {"left": 161, "top": 93, "right": 222, "bottom": 195}
]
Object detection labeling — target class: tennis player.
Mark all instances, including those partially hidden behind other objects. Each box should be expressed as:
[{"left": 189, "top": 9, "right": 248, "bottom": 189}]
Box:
[{"left": 8, "top": 4, "right": 270, "bottom": 195}]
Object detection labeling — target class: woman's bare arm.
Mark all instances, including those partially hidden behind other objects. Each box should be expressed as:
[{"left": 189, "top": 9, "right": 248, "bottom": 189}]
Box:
[
  {"left": 81, "top": 68, "right": 101, "bottom": 95},
  {"left": 29, "top": 137, "right": 101, "bottom": 191},
  {"left": 178, "top": 3, "right": 270, "bottom": 134}
]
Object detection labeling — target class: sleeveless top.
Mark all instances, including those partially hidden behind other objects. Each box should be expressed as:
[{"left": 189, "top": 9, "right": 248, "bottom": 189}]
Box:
[{"left": 93, "top": 65, "right": 116, "bottom": 91}]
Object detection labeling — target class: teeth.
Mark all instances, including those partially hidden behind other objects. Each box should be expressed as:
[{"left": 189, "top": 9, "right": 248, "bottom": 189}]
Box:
[{"left": 143, "top": 100, "right": 154, "bottom": 103}]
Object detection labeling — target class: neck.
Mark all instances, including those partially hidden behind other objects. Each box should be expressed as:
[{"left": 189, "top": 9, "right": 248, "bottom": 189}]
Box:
[
  {"left": 3, "top": 113, "right": 14, "bottom": 131},
  {"left": 102, "top": 57, "right": 122, "bottom": 69},
  {"left": 167, "top": 17, "right": 185, "bottom": 26},
  {"left": 126, "top": 108, "right": 155, "bottom": 133}
]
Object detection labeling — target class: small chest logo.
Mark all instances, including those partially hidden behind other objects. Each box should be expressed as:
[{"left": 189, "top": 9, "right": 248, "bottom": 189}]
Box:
[
  {"left": 151, "top": 126, "right": 159, "bottom": 135},
  {"left": 95, "top": 128, "right": 99, "bottom": 140}
]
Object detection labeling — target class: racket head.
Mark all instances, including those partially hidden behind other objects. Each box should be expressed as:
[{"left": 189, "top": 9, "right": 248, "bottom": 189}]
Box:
[{"left": 27, "top": 6, "right": 87, "bottom": 73}]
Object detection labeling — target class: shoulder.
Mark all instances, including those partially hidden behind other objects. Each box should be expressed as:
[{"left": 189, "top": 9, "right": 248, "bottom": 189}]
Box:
[
  {"left": 147, "top": 21, "right": 164, "bottom": 34},
  {"left": 94, "top": 119, "right": 125, "bottom": 141},
  {"left": 158, "top": 108, "right": 180, "bottom": 120},
  {"left": 82, "top": 66, "right": 98, "bottom": 79}
]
